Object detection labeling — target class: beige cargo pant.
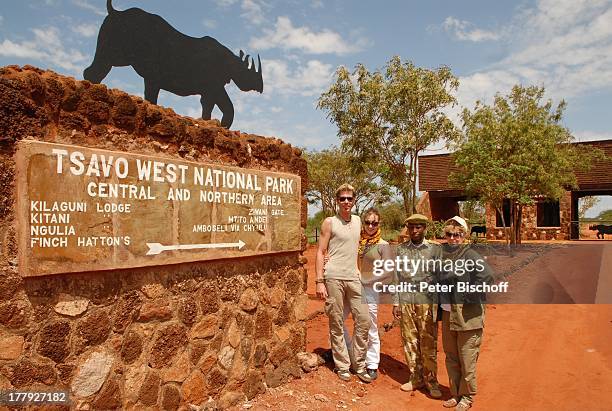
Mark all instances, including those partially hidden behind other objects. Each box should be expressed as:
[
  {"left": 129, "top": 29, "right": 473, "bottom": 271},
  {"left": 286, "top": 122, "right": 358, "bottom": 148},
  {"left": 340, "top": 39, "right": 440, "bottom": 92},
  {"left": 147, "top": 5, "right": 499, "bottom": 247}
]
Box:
[
  {"left": 324, "top": 279, "right": 370, "bottom": 373},
  {"left": 399, "top": 303, "right": 438, "bottom": 386},
  {"left": 442, "top": 310, "right": 482, "bottom": 404}
]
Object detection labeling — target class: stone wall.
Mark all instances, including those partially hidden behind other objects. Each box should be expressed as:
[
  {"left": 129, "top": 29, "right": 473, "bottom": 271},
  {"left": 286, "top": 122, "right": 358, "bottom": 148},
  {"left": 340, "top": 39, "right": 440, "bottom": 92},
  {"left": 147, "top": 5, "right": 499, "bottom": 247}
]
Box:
[
  {"left": 0, "top": 66, "right": 309, "bottom": 409},
  {"left": 484, "top": 191, "right": 572, "bottom": 240}
]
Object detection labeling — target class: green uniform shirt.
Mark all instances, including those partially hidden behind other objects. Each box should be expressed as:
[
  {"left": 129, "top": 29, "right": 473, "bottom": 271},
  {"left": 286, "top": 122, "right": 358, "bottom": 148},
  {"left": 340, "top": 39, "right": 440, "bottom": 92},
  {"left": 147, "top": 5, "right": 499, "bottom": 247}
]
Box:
[{"left": 394, "top": 239, "right": 442, "bottom": 305}]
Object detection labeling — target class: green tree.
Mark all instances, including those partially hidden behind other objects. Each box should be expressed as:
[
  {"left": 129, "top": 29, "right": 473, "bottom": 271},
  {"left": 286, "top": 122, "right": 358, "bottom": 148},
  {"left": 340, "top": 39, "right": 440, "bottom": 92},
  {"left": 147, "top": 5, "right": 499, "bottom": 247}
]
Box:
[
  {"left": 318, "top": 56, "right": 460, "bottom": 214},
  {"left": 578, "top": 196, "right": 600, "bottom": 219},
  {"left": 596, "top": 209, "right": 612, "bottom": 221},
  {"left": 451, "top": 85, "right": 602, "bottom": 244},
  {"left": 459, "top": 199, "right": 486, "bottom": 224},
  {"left": 306, "top": 210, "right": 329, "bottom": 244},
  {"left": 304, "top": 146, "right": 391, "bottom": 215},
  {"left": 378, "top": 200, "right": 406, "bottom": 231}
]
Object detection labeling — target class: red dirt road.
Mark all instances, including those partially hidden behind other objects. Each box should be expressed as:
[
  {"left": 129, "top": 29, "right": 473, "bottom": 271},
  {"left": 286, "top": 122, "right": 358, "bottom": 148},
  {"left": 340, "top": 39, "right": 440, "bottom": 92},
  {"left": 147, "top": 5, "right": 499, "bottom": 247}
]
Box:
[{"left": 241, "top": 245, "right": 612, "bottom": 411}]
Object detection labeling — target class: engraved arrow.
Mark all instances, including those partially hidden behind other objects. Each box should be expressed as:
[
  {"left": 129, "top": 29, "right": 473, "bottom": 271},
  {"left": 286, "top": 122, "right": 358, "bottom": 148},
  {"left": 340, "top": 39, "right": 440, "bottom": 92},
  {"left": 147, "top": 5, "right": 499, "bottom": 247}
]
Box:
[{"left": 145, "top": 240, "right": 246, "bottom": 256}]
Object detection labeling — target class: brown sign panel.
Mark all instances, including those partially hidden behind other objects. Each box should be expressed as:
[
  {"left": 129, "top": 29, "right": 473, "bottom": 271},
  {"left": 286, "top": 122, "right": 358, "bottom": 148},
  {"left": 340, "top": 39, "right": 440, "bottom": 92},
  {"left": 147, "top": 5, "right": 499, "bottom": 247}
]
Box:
[{"left": 16, "top": 141, "right": 301, "bottom": 277}]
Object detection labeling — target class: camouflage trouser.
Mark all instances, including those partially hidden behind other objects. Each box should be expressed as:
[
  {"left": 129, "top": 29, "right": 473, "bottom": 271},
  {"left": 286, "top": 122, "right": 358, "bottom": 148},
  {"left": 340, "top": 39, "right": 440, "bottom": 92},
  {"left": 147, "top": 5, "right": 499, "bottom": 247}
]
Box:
[{"left": 399, "top": 303, "right": 438, "bottom": 385}]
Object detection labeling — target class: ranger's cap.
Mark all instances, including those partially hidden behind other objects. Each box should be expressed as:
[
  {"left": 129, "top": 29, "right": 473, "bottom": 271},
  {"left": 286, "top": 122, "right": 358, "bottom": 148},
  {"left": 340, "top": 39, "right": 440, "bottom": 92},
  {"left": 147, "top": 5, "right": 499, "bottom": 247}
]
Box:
[{"left": 404, "top": 213, "right": 429, "bottom": 225}]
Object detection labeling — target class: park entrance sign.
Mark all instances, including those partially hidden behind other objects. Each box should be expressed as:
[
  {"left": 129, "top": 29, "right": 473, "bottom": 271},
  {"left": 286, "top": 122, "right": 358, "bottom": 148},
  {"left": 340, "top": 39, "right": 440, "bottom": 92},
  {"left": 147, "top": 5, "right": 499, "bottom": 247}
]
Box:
[{"left": 16, "top": 141, "right": 301, "bottom": 277}]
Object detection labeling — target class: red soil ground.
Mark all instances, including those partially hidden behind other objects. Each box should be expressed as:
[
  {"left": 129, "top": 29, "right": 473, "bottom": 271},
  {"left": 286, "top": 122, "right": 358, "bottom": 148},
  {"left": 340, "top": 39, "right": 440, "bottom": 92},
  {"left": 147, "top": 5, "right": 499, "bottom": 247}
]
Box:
[{"left": 237, "top": 245, "right": 612, "bottom": 411}]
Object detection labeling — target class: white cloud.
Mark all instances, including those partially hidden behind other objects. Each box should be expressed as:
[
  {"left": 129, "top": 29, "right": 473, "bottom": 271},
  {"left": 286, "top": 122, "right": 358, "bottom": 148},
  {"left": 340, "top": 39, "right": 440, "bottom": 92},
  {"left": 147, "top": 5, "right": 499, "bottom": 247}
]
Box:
[
  {"left": 241, "top": 0, "right": 265, "bottom": 25},
  {"left": 184, "top": 106, "right": 202, "bottom": 119},
  {"left": 442, "top": 17, "right": 501, "bottom": 42},
  {"left": 250, "top": 16, "right": 366, "bottom": 55},
  {"left": 0, "top": 40, "right": 47, "bottom": 59},
  {"left": 214, "top": 0, "right": 239, "bottom": 7},
  {"left": 0, "top": 26, "right": 88, "bottom": 73},
  {"left": 72, "top": 23, "right": 98, "bottom": 38},
  {"left": 311, "top": 0, "right": 324, "bottom": 9},
  {"left": 572, "top": 130, "right": 612, "bottom": 142},
  {"left": 212, "top": 0, "right": 266, "bottom": 26},
  {"left": 72, "top": 0, "right": 106, "bottom": 16},
  {"left": 203, "top": 19, "right": 218, "bottom": 29},
  {"left": 451, "top": 0, "right": 612, "bottom": 122},
  {"left": 262, "top": 58, "right": 333, "bottom": 96}
]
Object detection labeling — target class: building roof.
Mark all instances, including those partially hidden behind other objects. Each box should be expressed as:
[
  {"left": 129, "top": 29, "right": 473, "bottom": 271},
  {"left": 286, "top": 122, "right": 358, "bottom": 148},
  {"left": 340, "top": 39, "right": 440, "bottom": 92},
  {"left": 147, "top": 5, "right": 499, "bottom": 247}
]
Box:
[{"left": 418, "top": 139, "right": 612, "bottom": 192}]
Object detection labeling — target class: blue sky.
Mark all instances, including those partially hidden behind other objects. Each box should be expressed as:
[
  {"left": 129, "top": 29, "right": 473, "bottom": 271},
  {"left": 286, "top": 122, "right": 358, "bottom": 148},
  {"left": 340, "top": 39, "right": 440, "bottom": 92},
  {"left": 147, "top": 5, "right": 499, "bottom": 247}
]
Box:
[{"left": 1, "top": 0, "right": 610, "bottom": 216}]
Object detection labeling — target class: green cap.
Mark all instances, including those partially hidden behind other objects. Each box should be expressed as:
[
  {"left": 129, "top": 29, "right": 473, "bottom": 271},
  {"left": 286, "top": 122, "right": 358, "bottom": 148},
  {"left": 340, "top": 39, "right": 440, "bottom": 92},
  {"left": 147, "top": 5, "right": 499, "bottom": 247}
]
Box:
[{"left": 404, "top": 213, "right": 429, "bottom": 225}]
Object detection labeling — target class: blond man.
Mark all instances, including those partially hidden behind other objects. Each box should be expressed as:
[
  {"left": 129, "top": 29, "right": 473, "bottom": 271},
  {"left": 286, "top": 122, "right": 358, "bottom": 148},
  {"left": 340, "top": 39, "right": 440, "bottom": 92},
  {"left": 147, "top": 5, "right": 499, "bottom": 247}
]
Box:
[{"left": 315, "top": 184, "right": 372, "bottom": 383}]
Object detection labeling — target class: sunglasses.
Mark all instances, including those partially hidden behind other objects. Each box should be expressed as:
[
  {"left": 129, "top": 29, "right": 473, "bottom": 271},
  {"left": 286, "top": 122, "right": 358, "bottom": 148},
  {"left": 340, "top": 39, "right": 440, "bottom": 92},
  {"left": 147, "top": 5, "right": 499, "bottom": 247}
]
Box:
[
  {"left": 338, "top": 196, "right": 354, "bottom": 202},
  {"left": 364, "top": 221, "right": 379, "bottom": 227},
  {"left": 445, "top": 232, "right": 464, "bottom": 238}
]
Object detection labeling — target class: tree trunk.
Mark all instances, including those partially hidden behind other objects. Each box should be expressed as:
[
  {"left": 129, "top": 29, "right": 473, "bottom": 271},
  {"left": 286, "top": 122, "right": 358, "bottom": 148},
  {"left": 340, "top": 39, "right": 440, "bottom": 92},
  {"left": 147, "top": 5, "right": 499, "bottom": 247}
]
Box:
[
  {"left": 410, "top": 154, "right": 418, "bottom": 214},
  {"left": 509, "top": 202, "right": 522, "bottom": 245},
  {"left": 496, "top": 205, "right": 511, "bottom": 250},
  {"left": 401, "top": 187, "right": 411, "bottom": 216},
  {"left": 515, "top": 204, "right": 522, "bottom": 245}
]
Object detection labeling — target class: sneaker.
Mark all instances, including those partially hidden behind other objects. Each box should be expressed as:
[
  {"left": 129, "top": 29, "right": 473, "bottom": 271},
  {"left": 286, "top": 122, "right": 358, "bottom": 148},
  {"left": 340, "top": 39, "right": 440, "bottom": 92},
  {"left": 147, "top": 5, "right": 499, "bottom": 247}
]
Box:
[
  {"left": 356, "top": 370, "right": 373, "bottom": 383},
  {"left": 443, "top": 398, "right": 458, "bottom": 408},
  {"left": 336, "top": 369, "right": 351, "bottom": 381},
  {"left": 366, "top": 368, "right": 378, "bottom": 380},
  {"left": 455, "top": 399, "right": 472, "bottom": 411},
  {"left": 400, "top": 381, "right": 424, "bottom": 392},
  {"left": 427, "top": 382, "right": 442, "bottom": 398}
]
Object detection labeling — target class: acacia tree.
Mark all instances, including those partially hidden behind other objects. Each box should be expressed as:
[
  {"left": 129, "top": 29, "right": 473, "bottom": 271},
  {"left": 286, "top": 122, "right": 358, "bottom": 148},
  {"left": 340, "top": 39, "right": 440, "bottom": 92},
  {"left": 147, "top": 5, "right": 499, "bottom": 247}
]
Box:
[
  {"left": 579, "top": 196, "right": 600, "bottom": 218},
  {"left": 304, "top": 146, "right": 391, "bottom": 215},
  {"left": 318, "top": 56, "right": 460, "bottom": 214},
  {"left": 459, "top": 200, "right": 486, "bottom": 224},
  {"left": 451, "top": 85, "right": 601, "bottom": 244}
]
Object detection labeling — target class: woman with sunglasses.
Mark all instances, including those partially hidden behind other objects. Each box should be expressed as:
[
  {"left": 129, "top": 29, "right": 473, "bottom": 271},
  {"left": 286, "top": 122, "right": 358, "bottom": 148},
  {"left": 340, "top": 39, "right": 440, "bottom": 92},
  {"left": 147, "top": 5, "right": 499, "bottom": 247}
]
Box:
[
  {"left": 439, "top": 216, "right": 493, "bottom": 411},
  {"left": 341, "top": 207, "right": 392, "bottom": 381}
]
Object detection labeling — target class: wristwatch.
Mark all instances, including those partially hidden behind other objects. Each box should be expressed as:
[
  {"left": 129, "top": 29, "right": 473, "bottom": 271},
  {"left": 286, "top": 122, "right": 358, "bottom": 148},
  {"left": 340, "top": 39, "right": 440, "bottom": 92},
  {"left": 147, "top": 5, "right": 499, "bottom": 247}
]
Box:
[{"left": 315, "top": 278, "right": 325, "bottom": 284}]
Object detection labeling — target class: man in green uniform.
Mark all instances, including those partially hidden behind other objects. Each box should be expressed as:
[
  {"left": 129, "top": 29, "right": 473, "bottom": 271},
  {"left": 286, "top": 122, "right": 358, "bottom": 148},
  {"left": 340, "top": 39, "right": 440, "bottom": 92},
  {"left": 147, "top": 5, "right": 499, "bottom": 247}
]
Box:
[{"left": 392, "top": 213, "right": 442, "bottom": 398}]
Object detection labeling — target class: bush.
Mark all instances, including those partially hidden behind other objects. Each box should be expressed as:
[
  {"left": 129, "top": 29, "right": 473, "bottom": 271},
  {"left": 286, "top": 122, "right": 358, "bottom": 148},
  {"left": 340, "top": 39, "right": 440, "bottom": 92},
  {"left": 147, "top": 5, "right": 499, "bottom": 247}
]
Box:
[
  {"left": 306, "top": 210, "right": 333, "bottom": 244},
  {"left": 426, "top": 220, "right": 446, "bottom": 240},
  {"left": 379, "top": 201, "right": 406, "bottom": 232}
]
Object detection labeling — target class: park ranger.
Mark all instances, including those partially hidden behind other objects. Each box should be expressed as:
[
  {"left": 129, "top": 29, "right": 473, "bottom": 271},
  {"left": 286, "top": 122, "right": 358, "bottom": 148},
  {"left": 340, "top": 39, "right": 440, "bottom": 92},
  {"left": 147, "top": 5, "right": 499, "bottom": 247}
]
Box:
[{"left": 392, "top": 213, "right": 443, "bottom": 398}]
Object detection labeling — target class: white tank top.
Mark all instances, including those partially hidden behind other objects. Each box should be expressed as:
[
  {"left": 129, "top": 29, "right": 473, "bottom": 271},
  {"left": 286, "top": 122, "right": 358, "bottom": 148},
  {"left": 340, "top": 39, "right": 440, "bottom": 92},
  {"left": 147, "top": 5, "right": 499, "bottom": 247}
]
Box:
[{"left": 324, "top": 214, "right": 361, "bottom": 280}]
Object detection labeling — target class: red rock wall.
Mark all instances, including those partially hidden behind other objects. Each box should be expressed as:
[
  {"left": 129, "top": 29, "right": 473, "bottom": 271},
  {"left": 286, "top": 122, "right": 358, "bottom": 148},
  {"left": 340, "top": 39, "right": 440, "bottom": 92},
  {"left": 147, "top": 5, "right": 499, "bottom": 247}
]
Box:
[{"left": 0, "top": 65, "right": 309, "bottom": 409}]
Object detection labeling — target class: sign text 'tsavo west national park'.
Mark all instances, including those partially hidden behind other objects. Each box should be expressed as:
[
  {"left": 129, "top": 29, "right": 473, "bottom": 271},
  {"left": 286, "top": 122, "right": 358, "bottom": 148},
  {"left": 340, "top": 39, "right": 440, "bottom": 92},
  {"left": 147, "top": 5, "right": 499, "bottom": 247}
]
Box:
[{"left": 16, "top": 141, "right": 301, "bottom": 277}]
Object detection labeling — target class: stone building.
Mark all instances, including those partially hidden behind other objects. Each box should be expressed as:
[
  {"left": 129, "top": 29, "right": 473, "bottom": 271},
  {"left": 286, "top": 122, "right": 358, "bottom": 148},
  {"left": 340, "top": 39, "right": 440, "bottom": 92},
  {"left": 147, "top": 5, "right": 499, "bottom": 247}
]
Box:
[{"left": 418, "top": 139, "right": 612, "bottom": 240}]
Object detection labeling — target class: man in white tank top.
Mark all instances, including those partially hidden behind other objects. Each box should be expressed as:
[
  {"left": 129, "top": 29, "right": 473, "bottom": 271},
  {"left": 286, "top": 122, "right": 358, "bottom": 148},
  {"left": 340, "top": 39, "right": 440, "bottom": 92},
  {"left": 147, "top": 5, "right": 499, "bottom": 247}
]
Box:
[{"left": 315, "top": 183, "right": 372, "bottom": 383}]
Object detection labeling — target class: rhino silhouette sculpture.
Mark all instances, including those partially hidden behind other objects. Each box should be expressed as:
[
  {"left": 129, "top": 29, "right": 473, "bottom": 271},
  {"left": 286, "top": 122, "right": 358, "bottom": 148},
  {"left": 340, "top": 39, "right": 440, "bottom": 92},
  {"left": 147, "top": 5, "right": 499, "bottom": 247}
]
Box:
[{"left": 84, "top": 0, "right": 263, "bottom": 129}]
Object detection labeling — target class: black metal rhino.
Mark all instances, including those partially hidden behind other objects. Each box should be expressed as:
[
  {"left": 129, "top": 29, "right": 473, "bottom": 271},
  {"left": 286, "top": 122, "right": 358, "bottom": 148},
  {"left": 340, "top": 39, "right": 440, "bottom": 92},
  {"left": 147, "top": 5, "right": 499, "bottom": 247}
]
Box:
[{"left": 84, "top": 0, "right": 263, "bottom": 129}]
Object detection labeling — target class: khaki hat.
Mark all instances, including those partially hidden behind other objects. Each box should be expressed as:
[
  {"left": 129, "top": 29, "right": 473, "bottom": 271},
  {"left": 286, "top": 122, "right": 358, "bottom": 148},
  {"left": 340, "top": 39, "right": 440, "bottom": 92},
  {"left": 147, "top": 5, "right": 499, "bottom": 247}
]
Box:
[
  {"left": 445, "top": 216, "right": 469, "bottom": 232},
  {"left": 404, "top": 213, "right": 429, "bottom": 225}
]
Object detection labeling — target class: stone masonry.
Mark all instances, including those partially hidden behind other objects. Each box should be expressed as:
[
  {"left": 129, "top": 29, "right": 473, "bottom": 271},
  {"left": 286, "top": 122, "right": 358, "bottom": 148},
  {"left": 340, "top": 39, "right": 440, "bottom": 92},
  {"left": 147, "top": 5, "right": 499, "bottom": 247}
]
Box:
[
  {"left": 0, "top": 65, "right": 309, "bottom": 409},
  {"left": 484, "top": 191, "right": 572, "bottom": 241}
]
